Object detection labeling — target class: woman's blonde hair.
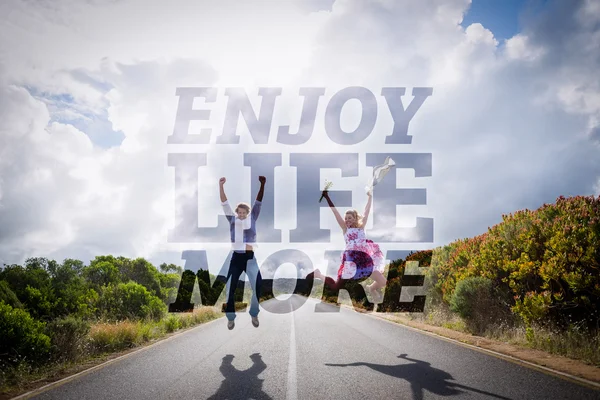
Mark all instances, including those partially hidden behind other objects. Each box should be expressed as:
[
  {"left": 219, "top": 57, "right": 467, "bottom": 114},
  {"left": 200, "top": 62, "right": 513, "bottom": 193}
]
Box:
[
  {"left": 235, "top": 202, "right": 250, "bottom": 214},
  {"left": 345, "top": 209, "right": 363, "bottom": 228}
]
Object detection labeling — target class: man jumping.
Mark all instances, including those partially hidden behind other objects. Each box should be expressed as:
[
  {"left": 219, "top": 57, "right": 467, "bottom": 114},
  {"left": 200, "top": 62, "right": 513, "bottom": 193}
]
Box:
[{"left": 220, "top": 175, "right": 265, "bottom": 330}]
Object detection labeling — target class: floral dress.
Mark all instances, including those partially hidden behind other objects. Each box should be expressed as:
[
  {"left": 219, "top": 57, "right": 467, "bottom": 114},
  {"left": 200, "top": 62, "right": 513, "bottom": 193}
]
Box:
[{"left": 337, "top": 227, "right": 385, "bottom": 280}]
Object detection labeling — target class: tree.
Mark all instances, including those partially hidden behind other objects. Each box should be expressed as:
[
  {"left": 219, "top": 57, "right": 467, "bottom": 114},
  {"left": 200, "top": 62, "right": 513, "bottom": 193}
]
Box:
[
  {"left": 0, "top": 262, "right": 56, "bottom": 320},
  {"left": 83, "top": 261, "right": 120, "bottom": 288},
  {"left": 160, "top": 263, "right": 183, "bottom": 274},
  {"left": 0, "top": 280, "right": 22, "bottom": 309}
]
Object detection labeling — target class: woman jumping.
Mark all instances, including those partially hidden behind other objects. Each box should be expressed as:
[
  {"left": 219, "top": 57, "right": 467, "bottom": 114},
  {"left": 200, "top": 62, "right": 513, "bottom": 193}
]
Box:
[{"left": 307, "top": 190, "right": 387, "bottom": 302}]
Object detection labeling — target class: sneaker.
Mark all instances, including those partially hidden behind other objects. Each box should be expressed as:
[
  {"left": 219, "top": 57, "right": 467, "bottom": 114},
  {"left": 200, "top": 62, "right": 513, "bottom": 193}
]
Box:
[
  {"left": 251, "top": 316, "right": 259, "bottom": 328},
  {"left": 227, "top": 320, "right": 235, "bottom": 330}
]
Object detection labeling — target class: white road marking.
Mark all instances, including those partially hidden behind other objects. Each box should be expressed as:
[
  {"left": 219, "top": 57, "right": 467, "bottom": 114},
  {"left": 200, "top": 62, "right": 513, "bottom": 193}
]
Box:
[{"left": 286, "top": 301, "right": 298, "bottom": 400}]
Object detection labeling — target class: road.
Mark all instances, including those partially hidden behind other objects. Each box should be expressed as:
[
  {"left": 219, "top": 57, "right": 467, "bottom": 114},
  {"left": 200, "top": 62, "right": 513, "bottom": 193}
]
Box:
[{"left": 25, "top": 296, "right": 600, "bottom": 400}]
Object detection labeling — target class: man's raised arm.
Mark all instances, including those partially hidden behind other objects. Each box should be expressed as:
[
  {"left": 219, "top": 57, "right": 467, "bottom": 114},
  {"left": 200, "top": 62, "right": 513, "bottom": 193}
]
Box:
[
  {"left": 220, "top": 177, "right": 234, "bottom": 221},
  {"left": 252, "top": 176, "right": 266, "bottom": 220}
]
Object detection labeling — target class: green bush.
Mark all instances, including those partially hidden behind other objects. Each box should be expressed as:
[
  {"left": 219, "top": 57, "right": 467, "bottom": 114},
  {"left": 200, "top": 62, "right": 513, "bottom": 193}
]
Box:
[
  {"left": 0, "top": 301, "right": 51, "bottom": 365},
  {"left": 512, "top": 291, "right": 552, "bottom": 326},
  {"left": 425, "top": 246, "right": 452, "bottom": 307},
  {"left": 450, "top": 277, "right": 511, "bottom": 335},
  {"left": 141, "top": 295, "right": 168, "bottom": 321},
  {"left": 164, "top": 314, "right": 180, "bottom": 333},
  {"left": 98, "top": 282, "right": 167, "bottom": 321},
  {"left": 450, "top": 277, "right": 492, "bottom": 319},
  {"left": 45, "top": 316, "right": 91, "bottom": 362}
]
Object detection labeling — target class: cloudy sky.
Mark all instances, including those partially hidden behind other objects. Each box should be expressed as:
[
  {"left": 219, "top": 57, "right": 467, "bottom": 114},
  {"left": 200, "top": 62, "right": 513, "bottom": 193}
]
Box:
[{"left": 1, "top": 0, "right": 599, "bottom": 278}]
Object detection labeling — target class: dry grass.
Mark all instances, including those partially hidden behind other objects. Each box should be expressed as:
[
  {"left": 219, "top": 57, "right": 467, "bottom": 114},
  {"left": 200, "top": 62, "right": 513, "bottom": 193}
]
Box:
[
  {"left": 166, "top": 307, "right": 221, "bottom": 332},
  {"left": 90, "top": 321, "right": 149, "bottom": 352},
  {"left": 90, "top": 307, "right": 221, "bottom": 351},
  {"left": 418, "top": 303, "right": 468, "bottom": 333}
]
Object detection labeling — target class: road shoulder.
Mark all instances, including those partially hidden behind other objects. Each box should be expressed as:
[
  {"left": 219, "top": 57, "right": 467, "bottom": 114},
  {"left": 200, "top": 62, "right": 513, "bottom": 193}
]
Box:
[{"left": 371, "top": 311, "right": 600, "bottom": 388}]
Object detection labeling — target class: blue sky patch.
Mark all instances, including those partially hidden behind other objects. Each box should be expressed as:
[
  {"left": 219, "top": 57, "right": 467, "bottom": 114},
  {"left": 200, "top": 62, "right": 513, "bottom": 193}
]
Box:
[
  {"left": 26, "top": 85, "right": 125, "bottom": 149},
  {"left": 461, "top": 0, "right": 549, "bottom": 42}
]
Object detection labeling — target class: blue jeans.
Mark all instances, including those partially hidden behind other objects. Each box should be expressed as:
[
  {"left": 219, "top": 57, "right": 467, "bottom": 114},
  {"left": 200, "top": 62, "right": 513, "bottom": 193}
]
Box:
[{"left": 225, "top": 251, "right": 261, "bottom": 321}]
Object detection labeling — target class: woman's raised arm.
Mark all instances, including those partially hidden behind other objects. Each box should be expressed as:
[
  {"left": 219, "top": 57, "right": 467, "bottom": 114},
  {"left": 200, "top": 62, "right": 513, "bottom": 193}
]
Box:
[{"left": 323, "top": 191, "right": 346, "bottom": 231}]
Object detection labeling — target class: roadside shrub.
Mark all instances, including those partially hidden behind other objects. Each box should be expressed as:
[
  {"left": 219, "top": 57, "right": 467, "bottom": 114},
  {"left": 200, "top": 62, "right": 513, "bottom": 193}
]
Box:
[
  {"left": 450, "top": 277, "right": 511, "bottom": 335},
  {"left": 425, "top": 246, "right": 452, "bottom": 307},
  {"left": 45, "top": 316, "right": 91, "bottom": 362},
  {"left": 98, "top": 282, "right": 167, "bottom": 321},
  {"left": 512, "top": 290, "right": 556, "bottom": 327},
  {"left": 0, "top": 301, "right": 51, "bottom": 366},
  {"left": 450, "top": 277, "right": 492, "bottom": 318},
  {"left": 164, "top": 314, "right": 180, "bottom": 333},
  {"left": 432, "top": 195, "right": 600, "bottom": 331}
]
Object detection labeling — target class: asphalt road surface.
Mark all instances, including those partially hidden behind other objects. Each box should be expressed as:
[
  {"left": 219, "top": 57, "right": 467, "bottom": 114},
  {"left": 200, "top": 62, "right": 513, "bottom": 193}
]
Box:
[{"left": 26, "top": 296, "right": 600, "bottom": 400}]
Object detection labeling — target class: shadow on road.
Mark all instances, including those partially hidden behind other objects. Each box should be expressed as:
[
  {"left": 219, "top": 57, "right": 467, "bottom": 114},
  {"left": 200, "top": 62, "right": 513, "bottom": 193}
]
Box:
[
  {"left": 326, "top": 353, "right": 512, "bottom": 400},
  {"left": 207, "top": 353, "right": 272, "bottom": 400}
]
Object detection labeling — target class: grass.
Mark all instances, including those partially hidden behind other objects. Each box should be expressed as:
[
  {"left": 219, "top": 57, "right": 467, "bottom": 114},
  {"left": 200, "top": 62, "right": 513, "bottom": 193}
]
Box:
[
  {"left": 521, "top": 324, "right": 600, "bottom": 365},
  {"left": 90, "top": 307, "right": 220, "bottom": 352},
  {"left": 0, "top": 307, "right": 221, "bottom": 398},
  {"left": 421, "top": 302, "right": 468, "bottom": 333}
]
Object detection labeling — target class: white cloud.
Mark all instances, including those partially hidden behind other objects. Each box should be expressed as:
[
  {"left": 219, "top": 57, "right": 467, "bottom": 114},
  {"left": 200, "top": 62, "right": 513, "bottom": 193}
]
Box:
[
  {"left": 505, "top": 34, "right": 546, "bottom": 62},
  {"left": 1, "top": 0, "right": 599, "bottom": 279}
]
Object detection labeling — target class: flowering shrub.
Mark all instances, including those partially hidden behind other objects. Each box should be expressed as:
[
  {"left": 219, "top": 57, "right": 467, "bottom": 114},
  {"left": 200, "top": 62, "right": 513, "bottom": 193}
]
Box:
[{"left": 431, "top": 195, "right": 600, "bottom": 329}]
